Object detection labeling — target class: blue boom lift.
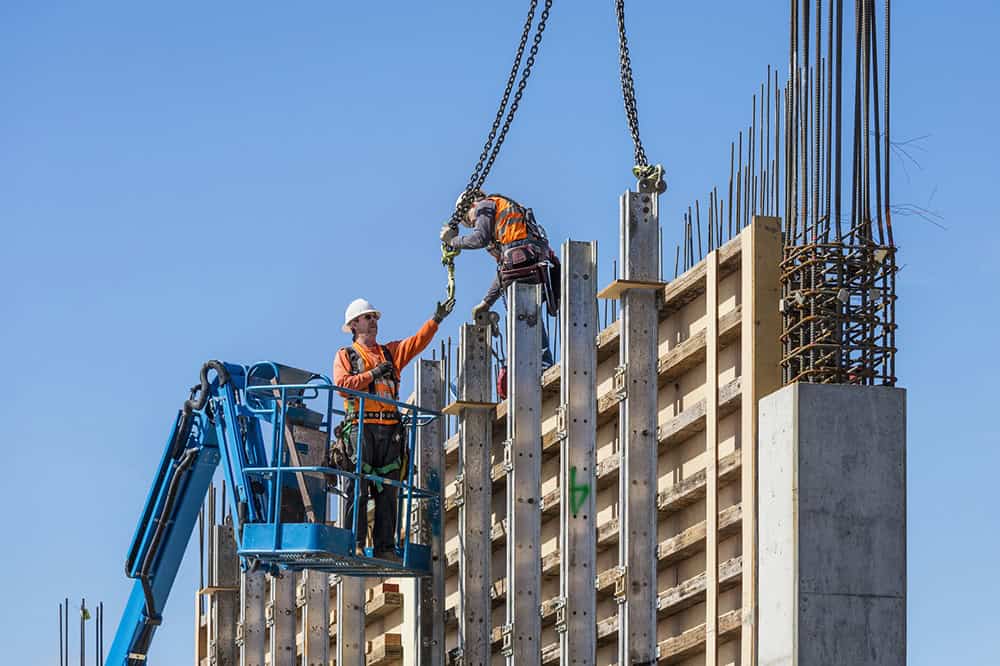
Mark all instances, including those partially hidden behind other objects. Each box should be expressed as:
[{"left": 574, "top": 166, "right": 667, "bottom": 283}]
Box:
[{"left": 106, "top": 360, "right": 440, "bottom": 665}]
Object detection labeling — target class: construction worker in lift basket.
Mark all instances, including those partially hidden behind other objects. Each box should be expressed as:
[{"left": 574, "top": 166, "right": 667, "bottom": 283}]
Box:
[
  {"left": 332, "top": 296, "right": 454, "bottom": 563},
  {"left": 440, "top": 189, "right": 559, "bottom": 369}
]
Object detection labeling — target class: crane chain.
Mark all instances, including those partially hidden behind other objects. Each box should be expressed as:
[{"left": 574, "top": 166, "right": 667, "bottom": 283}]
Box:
[
  {"left": 451, "top": 0, "right": 553, "bottom": 227},
  {"left": 616, "top": 0, "right": 665, "bottom": 193}
]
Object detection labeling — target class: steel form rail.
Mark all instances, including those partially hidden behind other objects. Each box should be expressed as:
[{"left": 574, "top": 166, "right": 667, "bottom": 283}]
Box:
[
  {"left": 504, "top": 282, "right": 544, "bottom": 665},
  {"left": 617, "top": 187, "right": 662, "bottom": 665}
]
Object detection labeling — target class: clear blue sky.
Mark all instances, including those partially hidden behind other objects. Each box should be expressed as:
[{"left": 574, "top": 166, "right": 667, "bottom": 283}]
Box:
[{"left": 2, "top": 2, "right": 997, "bottom": 664}]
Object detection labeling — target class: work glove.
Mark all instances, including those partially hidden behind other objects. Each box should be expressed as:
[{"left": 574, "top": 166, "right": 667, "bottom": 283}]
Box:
[
  {"left": 433, "top": 297, "right": 456, "bottom": 323},
  {"left": 439, "top": 223, "right": 458, "bottom": 244},
  {"left": 370, "top": 361, "right": 394, "bottom": 380},
  {"left": 471, "top": 300, "right": 490, "bottom": 321}
]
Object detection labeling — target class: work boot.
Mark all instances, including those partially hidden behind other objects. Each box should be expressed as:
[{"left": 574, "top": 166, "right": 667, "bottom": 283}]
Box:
[{"left": 375, "top": 548, "right": 402, "bottom": 564}]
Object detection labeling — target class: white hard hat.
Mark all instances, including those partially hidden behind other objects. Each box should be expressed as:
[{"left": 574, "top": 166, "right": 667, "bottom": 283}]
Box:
[
  {"left": 454, "top": 188, "right": 485, "bottom": 211},
  {"left": 342, "top": 298, "right": 381, "bottom": 333}
]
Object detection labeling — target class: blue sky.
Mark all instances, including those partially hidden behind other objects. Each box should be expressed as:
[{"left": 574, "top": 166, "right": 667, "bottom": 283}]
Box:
[{"left": 2, "top": 2, "right": 997, "bottom": 664}]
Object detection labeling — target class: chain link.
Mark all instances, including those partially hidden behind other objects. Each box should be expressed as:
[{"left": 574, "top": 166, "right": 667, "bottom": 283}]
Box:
[
  {"left": 616, "top": 0, "right": 647, "bottom": 168},
  {"left": 451, "top": 0, "right": 553, "bottom": 227}
]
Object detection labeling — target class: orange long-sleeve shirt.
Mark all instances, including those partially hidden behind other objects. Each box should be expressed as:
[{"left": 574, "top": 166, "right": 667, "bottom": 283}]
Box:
[{"left": 333, "top": 319, "right": 439, "bottom": 416}]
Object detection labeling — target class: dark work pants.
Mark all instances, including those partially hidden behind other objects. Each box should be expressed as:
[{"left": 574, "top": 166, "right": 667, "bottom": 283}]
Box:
[{"left": 342, "top": 422, "right": 402, "bottom": 553}]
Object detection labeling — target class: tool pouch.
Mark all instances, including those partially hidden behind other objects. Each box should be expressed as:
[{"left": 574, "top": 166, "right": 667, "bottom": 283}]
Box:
[{"left": 499, "top": 243, "right": 544, "bottom": 282}]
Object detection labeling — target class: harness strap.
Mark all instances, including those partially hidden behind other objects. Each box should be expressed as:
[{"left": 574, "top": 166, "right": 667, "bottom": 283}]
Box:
[{"left": 362, "top": 459, "right": 402, "bottom": 493}]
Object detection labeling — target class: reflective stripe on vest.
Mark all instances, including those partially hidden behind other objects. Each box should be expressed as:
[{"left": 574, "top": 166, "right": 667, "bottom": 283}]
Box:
[
  {"left": 490, "top": 196, "right": 530, "bottom": 245},
  {"left": 342, "top": 343, "right": 400, "bottom": 424}
]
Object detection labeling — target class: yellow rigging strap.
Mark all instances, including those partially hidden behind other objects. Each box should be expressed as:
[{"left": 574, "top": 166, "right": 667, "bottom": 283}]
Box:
[{"left": 441, "top": 242, "right": 460, "bottom": 302}]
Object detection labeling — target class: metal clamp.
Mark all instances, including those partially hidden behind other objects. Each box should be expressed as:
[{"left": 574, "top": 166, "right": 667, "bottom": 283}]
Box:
[
  {"left": 614, "top": 364, "right": 628, "bottom": 401},
  {"left": 555, "top": 404, "right": 568, "bottom": 442},
  {"left": 553, "top": 597, "right": 568, "bottom": 633},
  {"left": 502, "top": 439, "right": 513, "bottom": 473},
  {"left": 235, "top": 621, "right": 244, "bottom": 647},
  {"left": 264, "top": 601, "right": 274, "bottom": 627},
  {"left": 448, "top": 647, "right": 464, "bottom": 666},
  {"left": 613, "top": 565, "right": 628, "bottom": 603},
  {"left": 501, "top": 623, "right": 515, "bottom": 657},
  {"left": 453, "top": 474, "right": 465, "bottom": 508},
  {"left": 295, "top": 580, "right": 307, "bottom": 608}
]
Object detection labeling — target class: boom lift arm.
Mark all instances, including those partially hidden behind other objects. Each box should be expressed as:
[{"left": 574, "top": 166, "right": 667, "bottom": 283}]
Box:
[{"left": 107, "top": 361, "right": 440, "bottom": 665}]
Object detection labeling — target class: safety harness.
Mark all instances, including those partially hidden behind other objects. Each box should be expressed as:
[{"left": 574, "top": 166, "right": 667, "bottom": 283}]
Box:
[{"left": 335, "top": 345, "right": 407, "bottom": 493}]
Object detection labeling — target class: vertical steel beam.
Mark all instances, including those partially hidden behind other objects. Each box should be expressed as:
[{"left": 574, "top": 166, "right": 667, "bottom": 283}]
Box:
[
  {"left": 209, "top": 523, "right": 240, "bottom": 666},
  {"left": 457, "top": 318, "right": 493, "bottom": 664},
  {"left": 338, "top": 513, "right": 366, "bottom": 665},
  {"left": 416, "top": 359, "right": 446, "bottom": 666},
  {"left": 504, "top": 282, "right": 543, "bottom": 665},
  {"left": 239, "top": 570, "right": 266, "bottom": 666},
  {"left": 705, "top": 251, "right": 721, "bottom": 662},
  {"left": 268, "top": 572, "right": 296, "bottom": 666},
  {"left": 617, "top": 189, "right": 661, "bottom": 666},
  {"left": 300, "top": 571, "right": 329, "bottom": 666},
  {"left": 558, "top": 240, "right": 598, "bottom": 664}
]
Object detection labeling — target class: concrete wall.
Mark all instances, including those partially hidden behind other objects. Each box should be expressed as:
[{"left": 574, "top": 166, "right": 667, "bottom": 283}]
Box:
[{"left": 758, "top": 383, "right": 906, "bottom": 666}]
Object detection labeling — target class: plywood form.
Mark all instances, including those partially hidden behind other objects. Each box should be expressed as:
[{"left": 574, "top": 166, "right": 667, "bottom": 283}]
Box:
[{"left": 439, "top": 220, "right": 781, "bottom": 664}]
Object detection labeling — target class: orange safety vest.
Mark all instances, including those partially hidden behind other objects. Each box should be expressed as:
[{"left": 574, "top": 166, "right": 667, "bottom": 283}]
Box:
[
  {"left": 341, "top": 343, "right": 400, "bottom": 425},
  {"left": 489, "top": 195, "right": 531, "bottom": 245}
]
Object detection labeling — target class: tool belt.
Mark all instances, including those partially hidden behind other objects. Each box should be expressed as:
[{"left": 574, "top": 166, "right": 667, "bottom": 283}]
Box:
[
  {"left": 343, "top": 411, "right": 402, "bottom": 423},
  {"left": 498, "top": 240, "right": 561, "bottom": 316},
  {"left": 499, "top": 240, "right": 547, "bottom": 282}
]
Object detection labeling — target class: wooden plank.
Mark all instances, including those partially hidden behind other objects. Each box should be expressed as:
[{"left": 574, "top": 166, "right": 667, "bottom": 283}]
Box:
[
  {"left": 597, "top": 278, "right": 668, "bottom": 299},
  {"left": 365, "top": 633, "right": 403, "bottom": 666},
  {"left": 445, "top": 508, "right": 743, "bottom": 622},
  {"left": 741, "top": 216, "right": 784, "bottom": 666},
  {"left": 441, "top": 400, "right": 496, "bottom": 416},
  {"left": 443, "top": 376, "right": 741, "bottom": 516}
]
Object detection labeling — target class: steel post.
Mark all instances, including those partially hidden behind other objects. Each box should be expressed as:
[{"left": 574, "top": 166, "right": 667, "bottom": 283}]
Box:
[
  {"left": 239, "top": 570, "right": 266, "bottom": 666},
  {"left": 300, "top": 571, "right": 329, "bottom": 666},
  {"left": 617, "top": 189, "right": 660, "bottom": 666},
  {"left": 558, "top": 240, "right": 598, "bottom": 664},
  {"left": 504, "top": 282, "right": 543, "bottom": 665},
  {"left": 416, "top": 359, "right": 446, "bottom": 666},
  {"left": 209, "top": 523, "right": 239, "bottom": 666},
  {"left": 457, "top": 318, "right": 493, "bottom": 664},
  {"left": 268, "top": 572, "right": 295, "bottom": 666},
  {"left": 338, "top": 506, "right": 366, "bottom": 665}
]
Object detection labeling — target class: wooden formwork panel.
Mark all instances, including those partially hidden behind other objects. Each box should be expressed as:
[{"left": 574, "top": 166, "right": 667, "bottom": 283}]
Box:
[{"left": 440, "top": 219, "right": 781, "bottom": 664}]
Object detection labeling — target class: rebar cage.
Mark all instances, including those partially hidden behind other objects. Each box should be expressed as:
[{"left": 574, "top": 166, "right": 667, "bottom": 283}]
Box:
[{"left": 780, "top": 231, "right": 897, "bottom": 386}]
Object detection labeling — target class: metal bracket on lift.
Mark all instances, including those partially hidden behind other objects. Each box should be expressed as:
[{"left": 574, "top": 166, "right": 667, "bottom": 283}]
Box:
[
  {"left": 555, "top": 404, "right": 568, "bottom": 442},
  {"left": 614, "top": 364, "right": 628, "bottom": 401},
  {"left": 235, "top": 621, "right": 245, "bottom": 647},
  {"left": 501, "top": 623, "right": 515, "bottom": 657},
  {"left": 612, "top": 565, "right": 628, "bottom": 604},
  {"left": 553, "top": 597, "right": 568, "bottom": 633},
  {"left": 453, "top": 474, "right": 465, "bottom": 508},
  {"left": 502, "top": 439, "right": 513, "bottom": 473},
  {"left": 264, "top": 600, "right": 275, "bottom": 627}
]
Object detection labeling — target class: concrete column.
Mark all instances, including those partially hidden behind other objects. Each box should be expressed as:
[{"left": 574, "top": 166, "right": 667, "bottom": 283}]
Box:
[{"left": 758, "top": 383, "right": 906, "bottom": 666}]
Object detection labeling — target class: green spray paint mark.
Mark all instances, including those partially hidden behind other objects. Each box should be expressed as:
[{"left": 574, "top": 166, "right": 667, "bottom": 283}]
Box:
[{"left": 569, "top": 466, "right": 591, "bottom": 516}]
